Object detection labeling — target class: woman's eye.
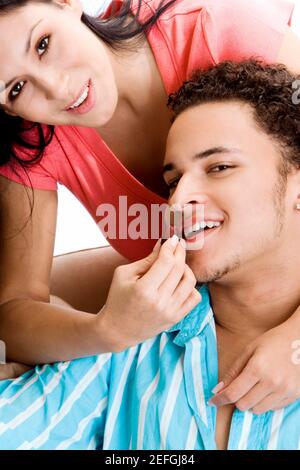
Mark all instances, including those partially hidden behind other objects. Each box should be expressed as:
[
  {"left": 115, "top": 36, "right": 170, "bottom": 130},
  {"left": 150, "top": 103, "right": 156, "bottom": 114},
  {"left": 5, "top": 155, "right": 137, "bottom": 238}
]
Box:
[
  {"left": 37, "top": 35, "right": 50, "bottom": 57},
  {"left": 210, "top": 164, "right": 233, "bottom": 173},
  {"left": 9, "top": 81, "right": 26, "bottom": 101},
  {"left": 8, "top": 35, "right": 51, "bottom": 102}
]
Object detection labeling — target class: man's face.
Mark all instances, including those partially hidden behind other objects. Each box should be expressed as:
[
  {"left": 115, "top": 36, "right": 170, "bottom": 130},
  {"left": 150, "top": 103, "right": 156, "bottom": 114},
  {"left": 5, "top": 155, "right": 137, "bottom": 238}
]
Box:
[{"left": 163, "top": 101, "right": 291, "bottom": 283}]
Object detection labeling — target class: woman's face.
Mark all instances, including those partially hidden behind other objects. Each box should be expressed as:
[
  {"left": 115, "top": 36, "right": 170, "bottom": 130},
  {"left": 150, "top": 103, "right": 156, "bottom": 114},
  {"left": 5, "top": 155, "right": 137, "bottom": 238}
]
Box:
[{"left": 0, "top": 0, "right": 118, "bottom": 127}]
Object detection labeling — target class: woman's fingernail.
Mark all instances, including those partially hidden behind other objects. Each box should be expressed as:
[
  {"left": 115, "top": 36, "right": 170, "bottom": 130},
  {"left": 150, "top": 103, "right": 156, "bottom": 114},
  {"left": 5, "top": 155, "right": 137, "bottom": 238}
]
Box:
[
  {"left": 170, "top": 234, "right": 179, "bottom": 247},
  {"left": 153, "top": 239, "right": 162, "bottom": 251},
  {"left": 179, "top": 238, "right": 186, "bottom": 249},
  {"left": 212, "top": 381, "right": 225, "bottom": 394},
  {"left": 207, "top": 400, "right": 213, "bottom": 407}
]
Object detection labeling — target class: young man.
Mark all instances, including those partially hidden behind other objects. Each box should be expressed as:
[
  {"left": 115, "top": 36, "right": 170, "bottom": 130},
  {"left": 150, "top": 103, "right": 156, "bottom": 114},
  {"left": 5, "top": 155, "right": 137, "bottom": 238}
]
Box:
[{"left": 1, "top": 60, "right": 300, "bottom": 450}]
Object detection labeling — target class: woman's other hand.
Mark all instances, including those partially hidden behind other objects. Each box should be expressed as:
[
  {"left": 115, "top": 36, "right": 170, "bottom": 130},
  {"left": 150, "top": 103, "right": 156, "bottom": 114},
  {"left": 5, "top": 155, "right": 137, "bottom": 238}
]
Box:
[
  {"left": 209, "top": 317, "right": 300, "bottom": 413},
  {"left": 0, "top": 362, "right": 31, "bottom": 380}
]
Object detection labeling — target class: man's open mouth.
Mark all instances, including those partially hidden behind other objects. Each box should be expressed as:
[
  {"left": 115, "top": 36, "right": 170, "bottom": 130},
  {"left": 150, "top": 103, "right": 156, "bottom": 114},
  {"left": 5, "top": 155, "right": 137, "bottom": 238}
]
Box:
[{"left": 183, "top": 220, "right": 223, "bottom": 240}]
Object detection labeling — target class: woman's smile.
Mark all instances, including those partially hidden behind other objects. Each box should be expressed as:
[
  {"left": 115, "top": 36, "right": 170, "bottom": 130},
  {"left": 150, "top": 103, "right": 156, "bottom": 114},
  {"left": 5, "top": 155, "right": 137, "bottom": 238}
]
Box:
[{"left": 64, "top": 78, "right": 96, "bottom": 115}]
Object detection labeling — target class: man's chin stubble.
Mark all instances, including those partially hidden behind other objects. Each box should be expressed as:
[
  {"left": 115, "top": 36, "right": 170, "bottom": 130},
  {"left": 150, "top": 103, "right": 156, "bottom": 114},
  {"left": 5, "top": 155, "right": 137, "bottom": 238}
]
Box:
[{"left": 191, "top": 256, "right": 242, "bottom": 284}]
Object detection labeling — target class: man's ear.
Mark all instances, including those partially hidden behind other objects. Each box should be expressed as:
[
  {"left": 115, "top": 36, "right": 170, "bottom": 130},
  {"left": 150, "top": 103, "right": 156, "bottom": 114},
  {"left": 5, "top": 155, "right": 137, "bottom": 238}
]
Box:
[
  {"left": 289, "top": 168, "right": 300, "bottom": 206},
  {"left": 52, "top": 0, "right": 83, "bottom": 17}
]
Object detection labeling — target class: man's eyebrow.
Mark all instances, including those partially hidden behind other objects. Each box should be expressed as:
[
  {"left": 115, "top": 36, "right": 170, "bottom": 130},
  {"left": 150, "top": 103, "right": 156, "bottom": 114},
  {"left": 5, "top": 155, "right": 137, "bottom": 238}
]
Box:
[
  {"left": 163, "top": 146, "right": 241, "bottom": 174},
  {"left": 0, "top": 19, "right": 43, "bottom": 93},
  {"left": 192, "top": 146, "right": 241, "bottom": 160}
]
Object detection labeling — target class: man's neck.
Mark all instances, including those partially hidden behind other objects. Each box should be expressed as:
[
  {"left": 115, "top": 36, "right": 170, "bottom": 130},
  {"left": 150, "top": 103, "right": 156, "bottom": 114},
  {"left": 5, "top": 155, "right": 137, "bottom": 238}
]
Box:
[{"left": 208, "top": 244, "right": 300, "bottom": 338}]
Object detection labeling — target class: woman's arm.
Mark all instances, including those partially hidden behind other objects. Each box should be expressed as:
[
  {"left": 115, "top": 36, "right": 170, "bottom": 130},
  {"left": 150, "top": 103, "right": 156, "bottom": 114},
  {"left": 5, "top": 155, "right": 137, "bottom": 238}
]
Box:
[
  {"left": 0, "top": 176, "right": 119, "bottom": 364},
  {"left": 0, "top": 176, "right": 200, "bottom": 365},
  {"left": 50, "top": 245, "right": 129, "bottom": 314}
]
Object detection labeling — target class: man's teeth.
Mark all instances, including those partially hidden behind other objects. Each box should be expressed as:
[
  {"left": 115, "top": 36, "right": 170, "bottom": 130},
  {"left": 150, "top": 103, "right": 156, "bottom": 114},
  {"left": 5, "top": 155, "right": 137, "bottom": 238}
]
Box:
[
  {"left": 69, "top": 85, "right": 89, "bottom": 109},
  {"left": 184, "top": 221, "right": 222, "bottom": 238}
]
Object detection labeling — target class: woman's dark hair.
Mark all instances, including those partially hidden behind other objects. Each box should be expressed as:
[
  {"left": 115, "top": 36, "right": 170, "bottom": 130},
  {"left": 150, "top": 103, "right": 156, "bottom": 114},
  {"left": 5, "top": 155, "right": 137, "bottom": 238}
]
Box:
[
  {"left": 0, "top": 0, "right": 176, "bottom": 216},
  {"left": 168, "top": 59, "right": 300, "bottom": 172}
]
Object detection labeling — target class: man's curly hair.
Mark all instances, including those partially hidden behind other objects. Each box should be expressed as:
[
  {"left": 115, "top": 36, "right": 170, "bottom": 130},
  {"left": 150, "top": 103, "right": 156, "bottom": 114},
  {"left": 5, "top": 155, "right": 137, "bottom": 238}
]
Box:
[{"left": 168, "top": 60, "right": 300, "bottom": 171}]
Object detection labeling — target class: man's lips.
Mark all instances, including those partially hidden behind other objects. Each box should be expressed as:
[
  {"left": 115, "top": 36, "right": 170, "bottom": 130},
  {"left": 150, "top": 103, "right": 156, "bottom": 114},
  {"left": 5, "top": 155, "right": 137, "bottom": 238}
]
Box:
[
  {"left": 183, "top": 216, "right": 224, "bottom": 231},
  {"left": 169, "top": 219, "right": 224, "bottom": 241},
  {"left": 184, "top": 220, "right": 223, "bottom": 241},
  {"left": 174, "top": 215, "right": 224, "bottom": 235},
  {"left": 167, "top": 205, "right": 224, "bottom": 240},
  {"left": 188, "top": 221, "right": 222, "bottom": 238}
]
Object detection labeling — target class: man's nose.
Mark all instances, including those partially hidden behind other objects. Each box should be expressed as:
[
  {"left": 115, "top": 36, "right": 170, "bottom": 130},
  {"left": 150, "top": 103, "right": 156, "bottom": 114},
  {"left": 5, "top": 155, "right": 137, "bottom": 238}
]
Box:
[{"left": 169, "top": 175, "right": 208, "bottom": 207}]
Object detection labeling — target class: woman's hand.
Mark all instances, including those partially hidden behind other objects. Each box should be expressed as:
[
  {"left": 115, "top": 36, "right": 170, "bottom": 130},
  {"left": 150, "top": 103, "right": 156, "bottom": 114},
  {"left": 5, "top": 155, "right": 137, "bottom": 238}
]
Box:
[
  {"left": 97, "top": 235, "right": 202, "bottom": 352},
  {"left": 209, "top": 317, "right": 300, "bottom": 413},
  {"left": 0, "top": 362, "right": 31, "bottom": 380}
]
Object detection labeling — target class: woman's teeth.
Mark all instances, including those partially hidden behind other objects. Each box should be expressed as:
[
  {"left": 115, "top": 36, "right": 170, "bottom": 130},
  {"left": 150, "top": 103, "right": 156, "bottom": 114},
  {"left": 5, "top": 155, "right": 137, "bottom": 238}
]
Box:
[
  {"left": 68, "top": 84, "right": 89, "bottom": 109},
  {"left": 184, "top": 221, "right": 222, "bottom": 239}
]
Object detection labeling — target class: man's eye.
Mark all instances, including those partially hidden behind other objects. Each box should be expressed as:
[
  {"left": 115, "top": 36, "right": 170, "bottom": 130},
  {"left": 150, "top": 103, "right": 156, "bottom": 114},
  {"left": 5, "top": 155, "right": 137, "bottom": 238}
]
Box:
[
  {"left": 209, "top": 164, "right": 233, "bottom": 173},
  {"left": 167, "top": 179, "right": 179, "bottom": 189},
  {"left": 8, "top": 35, "right": 51, "bottom": 102}
]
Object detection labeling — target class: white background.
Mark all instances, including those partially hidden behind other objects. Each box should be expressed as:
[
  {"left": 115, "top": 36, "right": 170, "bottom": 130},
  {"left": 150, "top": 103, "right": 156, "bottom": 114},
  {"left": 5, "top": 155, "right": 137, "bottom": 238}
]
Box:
[{"left": 54, "top": 0, "right": 300, "bottom": 256}]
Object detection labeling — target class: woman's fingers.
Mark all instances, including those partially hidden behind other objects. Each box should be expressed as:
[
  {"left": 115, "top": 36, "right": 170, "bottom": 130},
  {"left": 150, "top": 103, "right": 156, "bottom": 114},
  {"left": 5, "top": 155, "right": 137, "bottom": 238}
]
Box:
[
  {"left": 235, "top": 382, "right": 272, "bottom": 412},
  {"left": 100, "top": 235, "right": 202, "bottom": 350},
  {"left": 0, "top": 363, "right": 31, "bottom": 380},
  {"left": 251, "top": 393, "right": 288, "bottom": 415},
  {"left": 145, "top": 238, "right": 199, "bottom": 321},
  {"left": 141, "top": 235, "right": 184, "bottom": 289},
  {"left": 209, "top": 359, "right": 259, "bottom": 407},
  {"left": 176, "top": 288, "right": 202, "bottom": 320},
  {"left": 158, "top": 239, "right": 187, "bottom": 297},
  {"left": 122, "top": 238, "right": 162, "bottom": 278},
  {"left": 271, "top": 397, "right": 295, "bottom": 411},
  {"left": 169, "top": 265, "right": 197, "bottom": 308},
  {"left": 209, "top": 348, "right": 256, "bottom": 406}
]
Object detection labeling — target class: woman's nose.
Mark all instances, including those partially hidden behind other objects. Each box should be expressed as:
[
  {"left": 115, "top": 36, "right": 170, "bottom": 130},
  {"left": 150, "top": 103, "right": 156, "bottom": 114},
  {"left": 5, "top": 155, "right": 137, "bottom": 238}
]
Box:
[{"left": 38, "top": 72, "right": 69, "bottom": 100}]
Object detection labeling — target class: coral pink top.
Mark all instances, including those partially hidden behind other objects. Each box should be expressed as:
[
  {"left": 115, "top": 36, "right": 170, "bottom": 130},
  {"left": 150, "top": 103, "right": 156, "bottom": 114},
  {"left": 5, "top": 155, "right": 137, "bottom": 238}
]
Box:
[{"left": 0, "top": 0, "right": 294, "bottom": 260}]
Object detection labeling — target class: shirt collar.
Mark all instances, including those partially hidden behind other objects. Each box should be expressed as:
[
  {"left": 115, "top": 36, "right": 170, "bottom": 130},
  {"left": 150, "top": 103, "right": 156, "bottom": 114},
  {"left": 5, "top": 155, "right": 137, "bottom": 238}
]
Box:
[{"left": 167, "top": 284, "right": 213, "bottom": 347}]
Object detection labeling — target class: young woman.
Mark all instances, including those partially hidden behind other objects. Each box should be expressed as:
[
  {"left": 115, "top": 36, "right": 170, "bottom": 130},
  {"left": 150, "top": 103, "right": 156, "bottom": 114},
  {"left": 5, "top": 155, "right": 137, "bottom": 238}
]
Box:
[{"left": 0, "top": 0, "right": 300, "bottom": 413}]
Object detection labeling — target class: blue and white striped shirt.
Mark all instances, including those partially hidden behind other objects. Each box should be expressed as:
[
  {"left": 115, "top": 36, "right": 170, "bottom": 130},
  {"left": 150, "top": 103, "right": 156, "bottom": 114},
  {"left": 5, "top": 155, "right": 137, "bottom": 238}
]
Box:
[{"left": 0, "top": 286, "right": 299, "bottom": 450}]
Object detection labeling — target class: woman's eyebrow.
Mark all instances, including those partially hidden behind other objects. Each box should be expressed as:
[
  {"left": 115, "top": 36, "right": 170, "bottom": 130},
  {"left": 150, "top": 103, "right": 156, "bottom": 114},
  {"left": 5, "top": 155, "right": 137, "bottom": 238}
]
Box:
[
  {"left": 0, "top": 19, "right": 43, "bottom": 93},
  {"left": 25, "top": 19, "right": 43, "bottom": 54}
]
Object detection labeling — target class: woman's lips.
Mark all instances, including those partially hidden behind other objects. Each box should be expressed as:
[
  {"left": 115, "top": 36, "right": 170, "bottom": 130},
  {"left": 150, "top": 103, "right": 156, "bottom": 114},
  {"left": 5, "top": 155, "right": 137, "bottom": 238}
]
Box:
[
  {"left": 65, "top": 79, "right": 96, "bottom": 115},
  {"left": 65, "top": 80, "right": 90, "bottom": 110}
]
